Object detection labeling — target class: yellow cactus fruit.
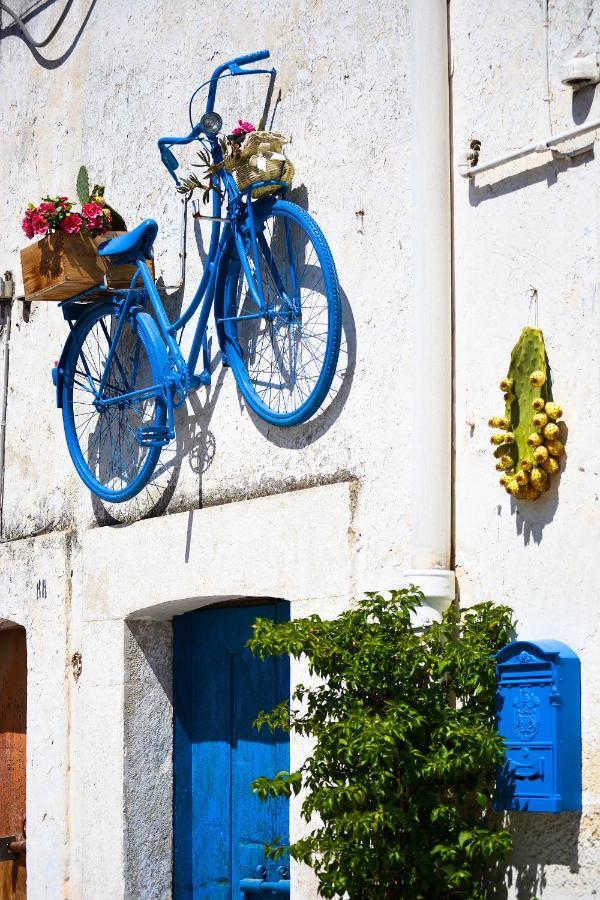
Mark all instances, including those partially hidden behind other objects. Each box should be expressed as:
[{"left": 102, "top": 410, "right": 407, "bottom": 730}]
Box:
[
  {"left": 499, "top": 474, "right": 512, "bottom": 488},
  {"left": 546, "top": 439, "right": 565, "bottom": 458},
  {"left": 527, "top": 432, "right": 543, "bottom": 448},
  {"left": 500, "top": 378, "right": 514, "bottom": 392},
  {"left": 530, "top": 467, "right": 548, "bottom": 492},
  {"left": 543, "top": 422, "right": 560, "bottom": 441},
  {"left": 545, "top": 402, "right": 562, "bottom": 421},
  {"left": 491, "top": 433, "right": 514, "bottom": 446},
  {"left": 530, "top": 370, "right": 546, "bottom": 387},
  {"left": 506, "top": 478, "right": 520, "bottom": 495},
  {"left": 532, "top": 412, "right": 548, "bottom": 429},
  {"left": 521, "top": 458, "right": 533, "bottom": 472},
  {"left": 532, "top": 398, "right": 545, "bottom": 411},
  {"left": 496, "top": 455, "right": 514, "bottom": 471},
  {"left": 488, "top": 417, "right": 509, "bottom": 429},
  {"left": 503, "top": 392, "right": 514, "bottom": 404},
  {"left": 542, "top": 457, "right": 560, "bottom": 476},
  {"left": 515, "top": 470, "right": 529, "bottom": 488},
  {"left": 521, "top": 488, "right": 542, "bottom": 501},
  {"left": 533, "top": 445, "right": 549, "bottom": 465}
]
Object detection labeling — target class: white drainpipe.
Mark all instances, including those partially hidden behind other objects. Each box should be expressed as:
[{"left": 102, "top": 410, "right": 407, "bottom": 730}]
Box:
[{"left": 404, "top": 0, "right": 455, "bottom": 625}]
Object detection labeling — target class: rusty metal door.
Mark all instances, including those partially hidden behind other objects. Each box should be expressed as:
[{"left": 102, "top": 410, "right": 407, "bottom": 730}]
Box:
[{"left": 0, "top": 627, "right": 26, "bottom": 899}]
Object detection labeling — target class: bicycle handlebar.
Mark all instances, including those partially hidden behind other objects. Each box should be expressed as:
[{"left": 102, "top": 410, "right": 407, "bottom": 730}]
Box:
[
  {"left": 157, "top": 123, "right": 204, "bottom": 183},
  {"left": 158, "top": 51, "right": 272, "bottom": 182}
]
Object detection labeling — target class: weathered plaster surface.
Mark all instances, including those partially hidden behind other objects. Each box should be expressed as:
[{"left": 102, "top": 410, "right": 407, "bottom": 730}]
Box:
[{"left": 451, "top": 1, "right": 600, "bottom": 896}]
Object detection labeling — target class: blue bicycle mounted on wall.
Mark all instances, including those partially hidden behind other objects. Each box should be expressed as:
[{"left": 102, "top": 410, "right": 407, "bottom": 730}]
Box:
[{"left": 54, "top": 50, "right": 342, "bottom": 502}]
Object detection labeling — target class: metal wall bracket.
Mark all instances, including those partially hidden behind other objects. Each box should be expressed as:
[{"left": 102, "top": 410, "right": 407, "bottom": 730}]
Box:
[{"left": 0, "top": 835, "right": 17, "bottom": 862}]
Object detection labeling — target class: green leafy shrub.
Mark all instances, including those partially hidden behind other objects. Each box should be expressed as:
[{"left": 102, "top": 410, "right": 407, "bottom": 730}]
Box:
[{"left": 249, "top": 589, "right": 514, "bottom": 899}]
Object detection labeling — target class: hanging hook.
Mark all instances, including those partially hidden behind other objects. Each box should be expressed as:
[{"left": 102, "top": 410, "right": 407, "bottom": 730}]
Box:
[{"left": 527, "top": 286, "right": 539, "bottom": 328}]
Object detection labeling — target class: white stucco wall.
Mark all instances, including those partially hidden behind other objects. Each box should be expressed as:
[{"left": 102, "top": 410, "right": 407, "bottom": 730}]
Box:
[
  {"left": 1, "top": 0, "right": 600, "bottom": 898},
  {"left": 451, "top": 1, "right": 600, "bottom": 896}
]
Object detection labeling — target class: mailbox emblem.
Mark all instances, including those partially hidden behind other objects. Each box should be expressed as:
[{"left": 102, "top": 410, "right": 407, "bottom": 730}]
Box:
[{"left": 513, "top": 689, "right": 540, "bottom": 742}]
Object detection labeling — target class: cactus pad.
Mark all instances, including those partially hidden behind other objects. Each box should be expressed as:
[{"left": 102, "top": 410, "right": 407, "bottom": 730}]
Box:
[
  {"left": 76, "top": 166, "right": 90, "bottom": 205},
  {"left": 489, "top": 327, "right": 565, "bottom": 501}
]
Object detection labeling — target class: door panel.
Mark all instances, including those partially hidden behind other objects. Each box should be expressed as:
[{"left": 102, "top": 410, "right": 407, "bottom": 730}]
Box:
[
  {"left": 0, "top": 627, "right": 27, "bottom": 900},
  {"left": 173, "top": 603, "right": 290, "bottom": 899}
]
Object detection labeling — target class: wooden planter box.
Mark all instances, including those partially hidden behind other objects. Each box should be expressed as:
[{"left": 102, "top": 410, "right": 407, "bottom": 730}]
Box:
[{"left": 20, "top": 231, "right": 154, "bottom": 302}]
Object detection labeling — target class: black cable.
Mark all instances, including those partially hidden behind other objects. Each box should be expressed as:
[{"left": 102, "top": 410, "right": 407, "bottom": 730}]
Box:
[{"left": 0, "top": 0, "right": 74, "bottom": 48}]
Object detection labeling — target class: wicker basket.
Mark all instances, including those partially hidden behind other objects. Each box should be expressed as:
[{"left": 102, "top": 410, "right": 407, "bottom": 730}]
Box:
[{"left": 225, "top": 131, "right": 294, "bottom": 198}]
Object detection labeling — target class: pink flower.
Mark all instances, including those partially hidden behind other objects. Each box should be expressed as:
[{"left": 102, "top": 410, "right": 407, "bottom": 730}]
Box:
[
  {"left": 231, "top": 119, "right": 256, "bottom": 136},
  {"left": 21, "top": 216, "right": 35, "bottom": 239},
  {"left": 38, "top": 201, "right": 56, "bottom": 215},
  {"left": 60, "top": 213, "right": 83, "bottom": 235},
  {"left": 31, "top": 214, "right": 49, "bottom": 236},
  {"left": 82, "top": 201, "right": 105, "bottom": 232}
]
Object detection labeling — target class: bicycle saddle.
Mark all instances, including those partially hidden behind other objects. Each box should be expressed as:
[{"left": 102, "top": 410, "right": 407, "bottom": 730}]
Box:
[{"left": 97, "top": 218, "right": 158, "bottom": 263}]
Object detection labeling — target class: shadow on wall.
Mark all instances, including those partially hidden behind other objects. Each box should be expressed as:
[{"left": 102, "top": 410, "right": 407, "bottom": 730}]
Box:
[
  {"left": 0, "top": 0, "right": 97, "bottom": 69},
  {"left": 468, "top": 150, "right": 594, "bottom": 207},
  {"left": 488, "top": 812, "right": 581, "bottom": 899}
]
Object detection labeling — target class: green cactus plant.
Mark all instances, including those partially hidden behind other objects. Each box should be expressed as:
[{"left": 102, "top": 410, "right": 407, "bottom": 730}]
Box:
[
  {"left": 76, "top": 165, "right": 90, "bottom": 205},
  {"left": 489, "top": 327, "right": 565, "bottom": 501}
]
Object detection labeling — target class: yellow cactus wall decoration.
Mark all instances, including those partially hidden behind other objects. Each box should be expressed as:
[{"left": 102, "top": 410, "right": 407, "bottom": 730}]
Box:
[{"left": 489, "top": 327, "right": 565, "bottom": 501}]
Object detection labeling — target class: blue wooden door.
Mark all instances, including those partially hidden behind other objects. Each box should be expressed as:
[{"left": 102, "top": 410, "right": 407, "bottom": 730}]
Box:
[{"left": 173, "top": 602, "right": 290, "bottom": 898}]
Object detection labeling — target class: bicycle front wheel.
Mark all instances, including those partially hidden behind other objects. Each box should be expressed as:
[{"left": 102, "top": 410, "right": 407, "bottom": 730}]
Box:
[
  {"left": 222, "top": 199, "right": 341, "bottom": 426},
  {"left": 61, "top": 302, "right": 167, "bottom": 502}
]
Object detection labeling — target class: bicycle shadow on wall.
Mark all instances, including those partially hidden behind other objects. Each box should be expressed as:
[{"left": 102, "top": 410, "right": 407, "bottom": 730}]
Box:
[
  {"left": 0, "top": 0, "right": 97, "bottom": 69},
  {"left": 240, "top": 183, "right": 356, "bottom": 449}
]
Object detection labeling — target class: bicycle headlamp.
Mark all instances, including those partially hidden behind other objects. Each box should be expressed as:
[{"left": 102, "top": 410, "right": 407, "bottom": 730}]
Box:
[{"left": 200, "top": 112, "right": 223, "bottom": 135}]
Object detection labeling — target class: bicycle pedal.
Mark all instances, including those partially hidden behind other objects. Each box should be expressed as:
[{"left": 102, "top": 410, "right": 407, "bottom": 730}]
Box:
[{"left": 136, "top": 425, "right": 172, "bottom": 448}]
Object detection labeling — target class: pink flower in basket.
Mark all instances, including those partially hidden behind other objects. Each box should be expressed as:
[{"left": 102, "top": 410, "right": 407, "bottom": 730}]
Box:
[
  {"left": 60, "top": 213, "right": 83, "bottom": 235},
  {"left": 231, "top": 119, "right": 256, "bottom": 136},
  {"left": 82, "top": 201, "right": 105, "bottom": 232},
  {"left": 31, "top": 213, "right": 50, "bottom": 236}
]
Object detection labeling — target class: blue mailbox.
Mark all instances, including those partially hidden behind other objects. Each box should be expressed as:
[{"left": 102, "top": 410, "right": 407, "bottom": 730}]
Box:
[{"left": 495, "top": 640, "right": 581, "bottom": 813}]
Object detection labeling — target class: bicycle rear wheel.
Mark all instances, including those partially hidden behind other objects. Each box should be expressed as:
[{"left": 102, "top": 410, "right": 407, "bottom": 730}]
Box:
[
  {"left": 61, "top": 302, "right": 167, "bottom": 502},
  {"left": 222, "top": 199, "right": 341, "bottom": 426}
]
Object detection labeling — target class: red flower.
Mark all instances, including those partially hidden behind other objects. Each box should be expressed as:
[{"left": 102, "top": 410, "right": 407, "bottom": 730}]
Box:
[
  {"left": 31, "top": 214, "right": 49, "bottom": 236},
  {"left": 82, "top": 201, "right": 105, "bottom": 232},
  {"left": 21, "top": 216, "right": 35, "bottom": 239},
  {"left": 60, "top": 213, "right": 83, "bottom": 235},
  {"left": 231, "top": 119, "right": 256, "bottom": 136},
  {"left": 38, "top": 201, "right": 56, "bottom": 215}
]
